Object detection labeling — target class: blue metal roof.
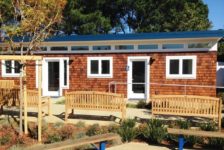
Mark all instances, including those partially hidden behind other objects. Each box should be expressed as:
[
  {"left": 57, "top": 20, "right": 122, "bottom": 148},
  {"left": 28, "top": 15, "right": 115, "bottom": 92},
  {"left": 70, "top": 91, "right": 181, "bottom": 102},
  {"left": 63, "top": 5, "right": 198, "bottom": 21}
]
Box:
[
  {"left": 2, "top": 30, "right": 224, "bottom": 43},
  {"left": 45, "top": 30, "right": 224, "bottom": 42}
]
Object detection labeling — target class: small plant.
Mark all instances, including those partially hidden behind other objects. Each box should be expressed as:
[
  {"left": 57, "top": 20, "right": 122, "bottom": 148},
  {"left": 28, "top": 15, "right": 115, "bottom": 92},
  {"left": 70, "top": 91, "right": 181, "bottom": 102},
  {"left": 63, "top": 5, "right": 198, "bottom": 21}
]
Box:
[
  {"left": 45, "top": 133, "right": 62, "bottom": 144},
  {"left": 75, "top": 121, "right": 86, "bottom": 128},
  {"left": 108, "top": 124, "right": 119, "bottom": 133},
  {"left": 126, "top": 103, "right": 137, "bottom": 108},
  {"left": 73, "top": 132, "right": 86, "bottom": 139},
  {"left": 59, "top": 124, "right": 76, "bottom": 140},
  {"left": 200, "top": 121, "right": 217, "bottom": 131},
  {"left": 136, "top": 100, "right": 147, "bottom": 108},
  {"left": 53, "top": 122, "right": 64, "bottom": 129},
  {"left": 0, "top": 134, "right": 11, "bottom": 145},
  {"left": 118, "top": 119, "right": 137, "bottom": 142},
  {"left": 176, "top": 119, "right": 191, "bottom": 129},
  {"left": 142, "top": 119, "right": 167, "bottom": 144},
  {"left": 207, "top": 137, "right": 224, "bottom": 149},
  {"left": 86, "top": 124, "right": 108, "bottom": 136}
]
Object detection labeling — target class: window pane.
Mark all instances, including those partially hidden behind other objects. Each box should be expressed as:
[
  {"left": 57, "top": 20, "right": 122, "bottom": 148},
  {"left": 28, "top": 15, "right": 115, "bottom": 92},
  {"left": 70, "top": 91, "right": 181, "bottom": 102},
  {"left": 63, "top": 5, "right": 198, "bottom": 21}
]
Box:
[
  {"left": 93, "top": 45, "right": 111, "bottom": 50},
  {"left": 170, "top": 60, "right": 179, "bottom": 74},
  {"left": 115, "top": 45, "right": 134, "bottom": 50},
  {"left": 64, "top": 60, "right": 67, "bottom": 86},
  {"left": 14, "top": 61, "right": 20, "bottom": 73},
  {"left": 90, "top": 60, "right": 99, "bottom": 74},
  {"left": 183, "top": 59, "right": 193, "bottom": 74},
  {"left": 188, "top": 43, "right": 211, "bottom": 48},
  {"left": 101, "top": 60, "right": 110, "bottom": 74},
  {"left": 50, "top": 46, "right": 68, "bottom": 51},
  {"left": 163, "top": 44, "right": 184, "bottom": 49},
  {"left": 5, "top": 61, "right": 12, "bottom": 73},
  {"left": 138, "top": 44, "right": 158, "bottom": 49},
  {"left": 71, "top": 46, "right": 89, "bottom": 51}
]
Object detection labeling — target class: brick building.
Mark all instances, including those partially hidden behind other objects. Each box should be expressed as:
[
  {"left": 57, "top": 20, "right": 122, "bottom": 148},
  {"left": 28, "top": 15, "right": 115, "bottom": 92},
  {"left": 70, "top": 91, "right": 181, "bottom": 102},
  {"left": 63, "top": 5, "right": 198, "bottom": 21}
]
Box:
[{"left": 0, "top": 30, "right": 223, "bottom": 101}]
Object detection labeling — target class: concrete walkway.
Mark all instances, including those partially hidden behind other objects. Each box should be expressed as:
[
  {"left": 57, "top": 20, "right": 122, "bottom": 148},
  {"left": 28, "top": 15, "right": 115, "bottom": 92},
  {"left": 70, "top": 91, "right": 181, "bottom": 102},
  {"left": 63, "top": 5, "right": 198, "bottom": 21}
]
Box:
[{"left": 107, "top": 142, "right": 170, "bottom": 150}]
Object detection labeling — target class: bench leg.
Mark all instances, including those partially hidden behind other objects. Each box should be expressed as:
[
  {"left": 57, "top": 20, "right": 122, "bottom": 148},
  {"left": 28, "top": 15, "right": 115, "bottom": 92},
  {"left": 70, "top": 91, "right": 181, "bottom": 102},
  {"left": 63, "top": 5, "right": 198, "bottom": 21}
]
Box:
[
  {"left": 0, "top": 105, "right": 3, "bottom": 114},
  {"left": 99, "top": 141, "right": 107, "bottom": 150},
  {"left": 178, "top": 135, "right": 185, "bottom": 150},
  {"left": 65, "top": 108, "right": 68, "bottom": 122}
]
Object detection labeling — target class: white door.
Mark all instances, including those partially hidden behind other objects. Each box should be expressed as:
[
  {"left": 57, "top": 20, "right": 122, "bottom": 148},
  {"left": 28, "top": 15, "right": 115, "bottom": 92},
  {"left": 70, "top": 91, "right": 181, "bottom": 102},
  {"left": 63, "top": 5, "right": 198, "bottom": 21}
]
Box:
[
  {"left": 42, "top": 58, "right": 69, "bottom": 97},
  {"left": 127, "top": 57, "right": 150, "bottom": 99},
  {"left": 43, "top": 60, "right": 60, "bottom": 96}
]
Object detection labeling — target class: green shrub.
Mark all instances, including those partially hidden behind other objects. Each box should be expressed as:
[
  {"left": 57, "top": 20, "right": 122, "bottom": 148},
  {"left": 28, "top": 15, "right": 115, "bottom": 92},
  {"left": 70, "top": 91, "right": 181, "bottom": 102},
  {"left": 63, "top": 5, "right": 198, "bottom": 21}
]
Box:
[
  {"left": 0, "top": 134, "right": 11, "bottom": 145},
  {"left": 185, "top": 136, "right": 203, "bottom": 146},
  {"left": 200, "top": 121, "right": 217, "bottom": 131},
  {"left": 207, "top": 137, "right": 224, "bottom": 149},
  {"left": 73, "top": 132, "right": 86, "bottom": 140},
  {"left": 217, "top": 92, "right": 224, "bottom": 104},
  {"left": 45, "top": 133, "right": 62, "bottom": 144},
  {"left": 53, "top": 122, "right": 64, "bottom": 129},
  {"left": 86, "top": 124, "right": 108, "bottom": 136},
  {"left": 75, "top": 121, "right": 86, "bottom": 128},
  {"left": 136, "top": 100, "right": 147, "bottom": 108},
  {"left": 126, "top": 103, "right": 137, "bottom": 108},
  {"left": 176, "top": 119, "right": 191, "bottom": 129},
  {"left": 108, "top": 124, "right": 119, "bottom": 133},
  {"left": 118, "top": 119, "right": 137, "bottom": 142},
  {"left": 142, "top": 119, "right": 167, "bottom": 144}
]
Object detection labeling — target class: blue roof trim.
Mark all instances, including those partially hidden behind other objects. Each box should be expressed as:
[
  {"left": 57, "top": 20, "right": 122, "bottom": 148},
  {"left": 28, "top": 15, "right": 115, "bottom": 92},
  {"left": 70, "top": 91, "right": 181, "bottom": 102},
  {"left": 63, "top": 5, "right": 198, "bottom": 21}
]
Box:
[
  {"left": 45, "top": 30, "right": 224, "bottom": 42},
  {"left": 2, "top": 30, "right": 224, "bottom": 43}
]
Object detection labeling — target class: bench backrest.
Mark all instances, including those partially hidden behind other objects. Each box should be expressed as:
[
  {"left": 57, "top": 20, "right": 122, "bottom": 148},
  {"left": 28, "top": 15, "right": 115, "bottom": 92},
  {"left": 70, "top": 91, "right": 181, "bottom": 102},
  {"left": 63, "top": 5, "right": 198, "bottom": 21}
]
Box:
[
  {"left": 151, "top": 95, "right": 221, "bottom": 119},
  {"left": 0, "top": 80, "right": 15, "bottom": 89},
  {"left": 65, "top": 91, "right": 125, "bottom": 111}
]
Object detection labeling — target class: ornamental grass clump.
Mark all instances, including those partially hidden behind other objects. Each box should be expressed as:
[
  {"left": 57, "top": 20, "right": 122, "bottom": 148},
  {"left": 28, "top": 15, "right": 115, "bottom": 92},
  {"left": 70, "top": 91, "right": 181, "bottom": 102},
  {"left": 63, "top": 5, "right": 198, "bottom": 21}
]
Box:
[
  {"left": 118, "top": 119, "right": 137, "bottom": 142},
  {"left": 142, "top": 119, "right": 167, "bottom": 144}
]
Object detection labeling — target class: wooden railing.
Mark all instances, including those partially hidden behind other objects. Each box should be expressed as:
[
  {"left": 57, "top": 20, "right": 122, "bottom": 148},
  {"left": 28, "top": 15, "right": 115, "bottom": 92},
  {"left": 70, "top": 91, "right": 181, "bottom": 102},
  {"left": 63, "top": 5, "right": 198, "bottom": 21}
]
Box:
[
  {"left": 65, "top": 91, "right": 126, "bottom": 121},
  {"left": 151, "top": 95, "right": 222, "bottom": 129}
]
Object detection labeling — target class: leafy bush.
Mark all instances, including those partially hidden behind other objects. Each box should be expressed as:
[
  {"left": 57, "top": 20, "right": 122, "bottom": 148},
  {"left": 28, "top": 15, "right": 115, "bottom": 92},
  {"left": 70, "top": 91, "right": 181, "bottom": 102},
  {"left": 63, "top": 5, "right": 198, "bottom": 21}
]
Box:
[
  {"left": 176, "top": 119, "right": 191, "bottom": 129},
  {"left": 142, "top": 119, "right": 167, "bottom": 144},
  {"left": 59, "top": 124, "right": 76, "bottom": 140},
  {"left": 118, "top": 119, "right": 137, "bottom": 142},
  {"left": 185, "top": 136, "right": 203, "bottom": 146},
  {"left": 0, "top": 134, "right": 11, "bottom": 145},
  {"left": 200, "top": 121, "right": 217, "bottom": 131},
  {"left": 75, "top": 121, "right": 86, "bottom": 128},
  {"left": 207, "top": 137, "right": 224, "bottom": 149},
  {"left": 108, "top": 124, "right": 119, "bottom": 133},
  {"left": 136, "top": 100, "right": 151, "bottom": 109},
  {"left": 217, "top": 92, "right": 224, "bottom": 104},
  {"left": 86, "top": 124, "right": 108, "bottom": 136},
  {"left": 45, "top": 133, "right": 62, "bottom": 144}
]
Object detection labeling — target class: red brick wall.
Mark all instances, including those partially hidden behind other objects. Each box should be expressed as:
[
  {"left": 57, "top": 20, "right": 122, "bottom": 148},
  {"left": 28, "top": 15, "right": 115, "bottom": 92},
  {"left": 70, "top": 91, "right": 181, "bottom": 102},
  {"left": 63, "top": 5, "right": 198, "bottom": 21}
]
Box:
[{"left": 0, "top": 51, "right": 217, "bottom": 97}]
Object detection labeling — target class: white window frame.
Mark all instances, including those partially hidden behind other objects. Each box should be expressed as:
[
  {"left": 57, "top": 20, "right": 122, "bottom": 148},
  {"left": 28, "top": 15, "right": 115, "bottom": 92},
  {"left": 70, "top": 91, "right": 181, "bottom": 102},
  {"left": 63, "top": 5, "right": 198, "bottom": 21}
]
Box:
[
  {"left": 87, "top": 57, "right": 113, "bottom": 78},
  {"left": 1, "top": 60, "right": 20, "bottom": 77},
  {"left": 166, "top": 56, "right": 197, "bottom": 79}
]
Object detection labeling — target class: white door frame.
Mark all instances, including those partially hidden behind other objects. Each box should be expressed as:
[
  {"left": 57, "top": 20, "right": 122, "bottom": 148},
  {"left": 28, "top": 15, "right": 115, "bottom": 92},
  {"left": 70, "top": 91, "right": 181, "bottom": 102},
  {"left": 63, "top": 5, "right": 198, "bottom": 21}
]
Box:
[
  {"left": 41, "top": 57, "right": 69, "bottom": 96},
  {"left": 127, "top": 56, "right": 150, "bottom": 100}
]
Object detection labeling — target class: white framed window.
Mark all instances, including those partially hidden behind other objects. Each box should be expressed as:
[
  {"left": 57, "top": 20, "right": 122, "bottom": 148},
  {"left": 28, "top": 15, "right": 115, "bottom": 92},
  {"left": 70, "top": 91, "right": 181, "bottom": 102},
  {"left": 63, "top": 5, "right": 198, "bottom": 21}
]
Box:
[
  {"left": 2, "top": 60, "right": 20, "bottom": 77},
  {"left": 87, "top": 57, "right": 113, "bottom": 78},
  {"left": 166, "top": 56, "right": 197, "bottom": 79}
]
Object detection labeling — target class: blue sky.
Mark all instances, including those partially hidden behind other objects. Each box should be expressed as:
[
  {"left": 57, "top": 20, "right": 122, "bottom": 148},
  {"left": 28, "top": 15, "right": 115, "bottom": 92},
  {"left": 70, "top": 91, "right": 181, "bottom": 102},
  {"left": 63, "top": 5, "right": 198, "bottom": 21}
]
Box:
[{"left": 203, "top": 0, "right": 224, "bottom": 30}]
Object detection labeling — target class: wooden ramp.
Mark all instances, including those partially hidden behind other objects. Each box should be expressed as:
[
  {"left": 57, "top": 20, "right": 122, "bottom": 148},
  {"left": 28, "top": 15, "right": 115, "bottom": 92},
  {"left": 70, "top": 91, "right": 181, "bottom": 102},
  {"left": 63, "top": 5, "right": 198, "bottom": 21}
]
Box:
[{"left": 26, "top": 133, "right": 121, "bottom": 150}]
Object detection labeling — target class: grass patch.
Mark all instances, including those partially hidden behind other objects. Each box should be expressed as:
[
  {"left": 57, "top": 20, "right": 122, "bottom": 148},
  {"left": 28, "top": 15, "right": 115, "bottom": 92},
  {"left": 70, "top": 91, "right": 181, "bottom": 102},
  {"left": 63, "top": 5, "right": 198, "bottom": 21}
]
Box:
[
  {"left": 55, "top": 99, "right": 65, "bottom": 104},
  {"left": 126, "top": 103, "right": 137, "bottom": 108}
]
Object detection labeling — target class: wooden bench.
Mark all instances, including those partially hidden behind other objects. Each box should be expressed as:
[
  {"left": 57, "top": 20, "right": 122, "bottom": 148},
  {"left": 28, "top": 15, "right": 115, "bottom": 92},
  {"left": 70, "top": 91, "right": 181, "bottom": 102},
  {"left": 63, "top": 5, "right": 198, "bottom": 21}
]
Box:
[
  {"left": 151, "top": 95, "right": 222, "bottom": 129},
  {"left": 0, "top": 88, "right": 51, "bottom": 116},
  {"left": 65, "top": 91, "right": 126, "bottom": 121},
  {"left": 26, "top": 133, "right": 121, "bottom": 150},
  {"left": 0, "top": 80, "right": 17, "bottom": 89},
  {"left": 167, "top": 128, "right": 224, "bottom": 150}
]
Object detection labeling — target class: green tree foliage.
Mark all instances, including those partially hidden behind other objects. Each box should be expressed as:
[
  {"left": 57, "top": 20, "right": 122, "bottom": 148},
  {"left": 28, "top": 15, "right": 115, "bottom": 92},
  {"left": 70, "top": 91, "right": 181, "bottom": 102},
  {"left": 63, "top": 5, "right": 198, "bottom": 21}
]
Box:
[
  {"left": 62, "top": 0, "right": 211, "bottom": 34},
  {"left": 218, "top": 38, "right": 224, "bottom": 61},
  {"left": 62, "top": 0, "right": 111, "bottom": 35}
]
